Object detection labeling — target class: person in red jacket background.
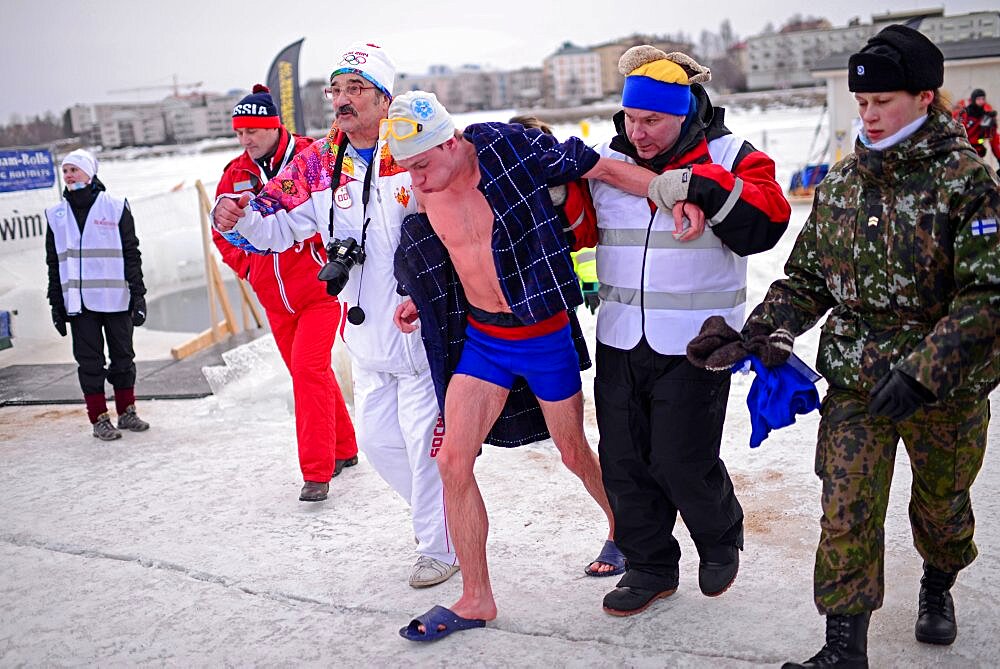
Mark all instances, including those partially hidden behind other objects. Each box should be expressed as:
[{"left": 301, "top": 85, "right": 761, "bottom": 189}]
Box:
[
  {"left": 213, "top": 84, "right": 357, "bottom": 502},
  {"left": 953, "top": 88, "right": 999, "bottom": 162}
]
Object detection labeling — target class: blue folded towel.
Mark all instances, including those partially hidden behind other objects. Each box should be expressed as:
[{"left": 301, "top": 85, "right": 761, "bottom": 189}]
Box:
[{"left": 735, "top": 353, "right": 821, "bottom": 448}]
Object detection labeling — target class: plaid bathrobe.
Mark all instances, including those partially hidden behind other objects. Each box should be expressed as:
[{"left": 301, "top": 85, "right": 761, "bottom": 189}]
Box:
[{"left": 394, "top": 122, "right": 598, "bottom": 446}]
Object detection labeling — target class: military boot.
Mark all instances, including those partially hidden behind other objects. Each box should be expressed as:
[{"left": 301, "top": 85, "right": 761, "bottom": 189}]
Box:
[
  {"left": 92, "top": 413, "right": 122, "bottom": 441},
  {"left": 782, "top": 612, "right": 870, "bottom": 668},
  {"left": 915, "top": 563, "right": 957, "bottom": 645}
]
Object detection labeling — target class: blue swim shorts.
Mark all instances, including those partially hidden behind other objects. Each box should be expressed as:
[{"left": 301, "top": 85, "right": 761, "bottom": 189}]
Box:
[{"left": 454, "top": 309, "right": 581, "bottom": 402}]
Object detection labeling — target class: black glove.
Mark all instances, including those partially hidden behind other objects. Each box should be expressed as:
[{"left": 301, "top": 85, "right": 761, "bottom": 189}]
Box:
[
  {"left": 868, "top": 369, "right": 935, "bottom": 422},
  {"left": 51, "top": 305, "right": 68, "bottom": 337},
  {"left": 582, "top": 288, "right": 600, "bottom": 315},
  {"left": 130, "top": 295, "right": 147, "bottom": 327}
]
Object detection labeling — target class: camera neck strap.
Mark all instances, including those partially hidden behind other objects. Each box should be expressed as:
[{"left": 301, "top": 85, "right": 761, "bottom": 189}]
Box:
[
  {"left": 327, "top": 132, "right": 349, "bottom": 241},
  {"left": 327, "top": 134, "right": 376, "bottom": 248}
]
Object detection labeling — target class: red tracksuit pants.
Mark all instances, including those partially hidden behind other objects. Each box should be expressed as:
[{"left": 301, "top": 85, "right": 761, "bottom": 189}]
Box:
[{"left": 268, "top": 300, "right": 357, "bottom": 482}]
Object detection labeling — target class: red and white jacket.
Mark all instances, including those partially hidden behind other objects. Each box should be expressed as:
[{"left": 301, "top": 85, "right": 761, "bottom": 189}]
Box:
[{"left": 212, "top": 130, "right": 332, "bottom": 315}]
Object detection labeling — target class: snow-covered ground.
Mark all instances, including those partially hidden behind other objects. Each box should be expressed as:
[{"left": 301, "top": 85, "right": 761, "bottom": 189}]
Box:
[{"left": 2, "top": 107, "right": 998, "bottom": 666}]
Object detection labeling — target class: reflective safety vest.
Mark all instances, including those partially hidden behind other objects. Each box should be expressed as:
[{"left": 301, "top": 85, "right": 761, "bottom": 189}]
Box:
[
  {"left": 571, "top": 247, "right": 598, "bottom": 284},
  {"left": 589, "top": 137, "right": 747, "bottom": 355},
  {"left": 45, "top": 193, "right": 129, "bottom": 315}
]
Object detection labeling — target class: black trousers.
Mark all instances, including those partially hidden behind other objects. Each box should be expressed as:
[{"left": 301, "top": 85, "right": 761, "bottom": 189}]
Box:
[
  {"left": 595, "top": 338, "right": 743, "bottom": 580},
  {"left": 68, "top": 309, "right": 136, "bottom": 396}
]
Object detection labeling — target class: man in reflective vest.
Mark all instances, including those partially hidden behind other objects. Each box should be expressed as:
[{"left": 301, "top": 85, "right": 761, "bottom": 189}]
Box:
[
  {"left": 45, "top": 149, "right": 150, "bottom": 441},
  {"left": 586, "top": 47, "right": 791, "bottom": 616}
]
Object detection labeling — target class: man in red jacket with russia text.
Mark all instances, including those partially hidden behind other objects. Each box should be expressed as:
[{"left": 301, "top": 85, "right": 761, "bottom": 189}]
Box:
[{"left": 213, "top": 84, "right": 358, "bottom": 502}]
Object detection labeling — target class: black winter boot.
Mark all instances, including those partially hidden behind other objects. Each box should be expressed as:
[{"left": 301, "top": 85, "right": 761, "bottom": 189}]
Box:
[
  {"left": 915, "top": 563, "right": 957, "bottom": 645},
  {"left": 781, "top": 612, "right": 870, "bottom": 668}
]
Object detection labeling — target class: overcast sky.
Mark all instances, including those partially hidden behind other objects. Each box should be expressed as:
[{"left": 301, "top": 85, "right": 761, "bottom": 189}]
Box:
[{"left": 4, "top": 0, "right": 998, "bottom": 120}]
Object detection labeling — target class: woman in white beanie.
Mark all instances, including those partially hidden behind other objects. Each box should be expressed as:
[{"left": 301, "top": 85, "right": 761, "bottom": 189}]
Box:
[{"left": 45, "top": 149, "right": 150, "bottom": 440}]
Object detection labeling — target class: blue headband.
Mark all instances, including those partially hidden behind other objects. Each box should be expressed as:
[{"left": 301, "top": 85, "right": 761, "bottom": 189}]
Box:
[{"left": 622, "top": 76, "right": 692, "bottom": 115}]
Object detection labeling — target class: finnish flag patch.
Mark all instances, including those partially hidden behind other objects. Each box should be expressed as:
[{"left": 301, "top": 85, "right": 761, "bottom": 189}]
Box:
[{"left": 971, "top": 218, "right": 997, "bottom": 236}]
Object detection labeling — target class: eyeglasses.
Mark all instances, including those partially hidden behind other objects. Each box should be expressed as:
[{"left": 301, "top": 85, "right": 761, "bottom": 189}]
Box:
[
  {"left": 379, "top": 117, "right": 423, "bottom": 141},
  {"left": 323, "top": 83, "right": 376, "bottom": 100}
]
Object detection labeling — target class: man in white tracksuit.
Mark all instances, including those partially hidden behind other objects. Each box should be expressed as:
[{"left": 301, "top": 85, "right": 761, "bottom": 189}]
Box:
[{"left": 212, "top": 43, "right": 457, "bottom": 588}]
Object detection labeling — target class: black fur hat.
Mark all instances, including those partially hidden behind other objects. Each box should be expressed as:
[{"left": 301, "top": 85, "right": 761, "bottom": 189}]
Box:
[{"left": 848, "top": 25, "right": 944, "bottom": 93}]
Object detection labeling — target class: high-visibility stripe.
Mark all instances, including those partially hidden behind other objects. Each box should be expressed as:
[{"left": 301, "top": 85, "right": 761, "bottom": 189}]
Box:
[
  {"left": 566, "top": 209, "right": 586, "bottom": 231},
  {"left": 64, "top": 248, "right": 125, "bottom": 259},
  {"left": 709, "top": 177, "right": 743, "bottom": 226},
  {"left": 64, "top": 279, "right": 130, "bottom": 290},
  {"left": 574, "top": 249, "right": 596, "bottom": 263},
  {"left": 598, "top": 227, "right": 721, "bottom": 249},
  {"left": 599, "top": 284, "right": 746, "bottom": 310}
]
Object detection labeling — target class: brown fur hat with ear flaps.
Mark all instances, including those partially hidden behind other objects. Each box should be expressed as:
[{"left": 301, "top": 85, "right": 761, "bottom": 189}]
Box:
[{"left": 617, "top": 46, "right": 712, "bottom": 84}]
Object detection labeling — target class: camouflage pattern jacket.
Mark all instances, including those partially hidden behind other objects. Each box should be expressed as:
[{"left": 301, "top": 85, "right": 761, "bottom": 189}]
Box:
[{"left": 746, "top": 110, "right": 1000, "bottom": 401}]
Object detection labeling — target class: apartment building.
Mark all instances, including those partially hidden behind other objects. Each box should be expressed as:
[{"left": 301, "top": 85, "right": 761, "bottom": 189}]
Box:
[
  {"left": 543, "top": 42, "right": 602, "bottom": 107},
  {"left": 747, "top": 9, "right": 1000, "bottom": 90},
  {"left": 68, "top": 93, "right": 243, "bottom": 148},
  {"left": 591, "top": 34, "right": 693, "bottom": 97},
  {"left": 396, "top": 66, "right": 544, "bottom": 112}
]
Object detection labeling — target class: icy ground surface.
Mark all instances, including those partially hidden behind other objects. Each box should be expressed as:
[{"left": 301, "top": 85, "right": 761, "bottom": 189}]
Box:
[
  {"left": 1, "top": 354, "right": 997, "bottom": 667},
  {"left": 2, "top": 285, "right": 999, "bottom": 666}
]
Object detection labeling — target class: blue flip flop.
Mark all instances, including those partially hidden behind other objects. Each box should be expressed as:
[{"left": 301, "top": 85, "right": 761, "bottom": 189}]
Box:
[
  {"left": 584, "top": 539, "right": 628, "bottom": 577},
  {"left": 399, "top": 605, "right": 486, "bottom": 642}
]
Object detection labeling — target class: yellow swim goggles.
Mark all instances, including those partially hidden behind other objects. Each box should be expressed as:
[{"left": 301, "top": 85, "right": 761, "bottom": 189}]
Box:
[{"left": 379, "top": 117, "right": 423, "bottom": 141}]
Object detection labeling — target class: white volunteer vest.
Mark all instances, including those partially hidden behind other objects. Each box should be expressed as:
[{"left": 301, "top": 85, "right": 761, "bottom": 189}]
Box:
[
  {"left": 590, "top": 135, "right": 748, "bottom": 355},
  {"left": 46, "top": 192, "right": 129, "bottom": 315}
]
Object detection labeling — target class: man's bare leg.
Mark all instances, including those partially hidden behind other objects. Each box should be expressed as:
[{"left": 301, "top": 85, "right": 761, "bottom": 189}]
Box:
[
  {"left": 426, "top": 373, "right": 509, "bottom": 629},
  {"left": 537, "top": 390, "right": 618, "bottom": 573}
]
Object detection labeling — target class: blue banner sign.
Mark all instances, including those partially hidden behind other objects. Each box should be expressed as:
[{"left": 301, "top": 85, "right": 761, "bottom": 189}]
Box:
[{"left": 0, "top": 149, "right": 56, "bottom": 193}]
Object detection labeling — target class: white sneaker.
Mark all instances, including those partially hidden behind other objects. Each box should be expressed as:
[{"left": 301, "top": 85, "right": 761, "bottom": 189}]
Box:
[{"left": 408, "top": 556, "right": 460, "bottom": 588}]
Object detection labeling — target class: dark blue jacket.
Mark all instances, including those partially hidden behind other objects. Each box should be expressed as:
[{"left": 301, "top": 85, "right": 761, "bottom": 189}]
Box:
[{"left": 464, "top": 122, "right": 598, "bottom": 321}]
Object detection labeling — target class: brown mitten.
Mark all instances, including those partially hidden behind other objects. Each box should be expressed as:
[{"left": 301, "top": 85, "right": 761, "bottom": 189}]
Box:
[
  {"left": 743, "top": 322, "right": 794, "bottom": 368},
  {"left": 687, "top": 316, "right": 748, "bottom": 372}
]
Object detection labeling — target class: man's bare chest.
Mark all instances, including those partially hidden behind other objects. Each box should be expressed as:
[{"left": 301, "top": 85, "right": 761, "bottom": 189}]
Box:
[{"left": 427, "top": 192, "right": 495, "bottom": 249}]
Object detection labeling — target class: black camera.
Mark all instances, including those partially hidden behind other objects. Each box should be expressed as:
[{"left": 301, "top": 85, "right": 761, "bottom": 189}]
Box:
[
  {"left": 318, "top": 237, "right": 366, "bottom": 296},
  {"left": 982, "top": 110, "right": 997, "bottom": 129}
]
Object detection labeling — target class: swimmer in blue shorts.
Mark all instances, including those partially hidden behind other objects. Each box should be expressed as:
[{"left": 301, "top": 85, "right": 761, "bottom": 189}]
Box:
[
  {"left": 456, "top": 307, "right": 581, "bottom": 402},
  {"left": 388, "top": 91, "right": 656, "bottom": 639}
]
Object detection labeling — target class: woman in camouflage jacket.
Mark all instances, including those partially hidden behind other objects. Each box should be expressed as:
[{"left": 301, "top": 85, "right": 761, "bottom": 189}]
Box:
[{"left": 741, "top": 26, "right": 1000, "bottom": 668}]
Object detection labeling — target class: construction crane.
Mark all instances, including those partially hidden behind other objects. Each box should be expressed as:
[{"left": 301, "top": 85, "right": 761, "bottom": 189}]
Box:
[{"left": 107, "top": 74, "right": 203, "bottom": 97}]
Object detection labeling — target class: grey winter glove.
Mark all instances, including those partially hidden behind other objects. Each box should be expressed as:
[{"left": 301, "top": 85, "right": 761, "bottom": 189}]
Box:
[
  {"left": 51, "top": 305, "right": 67, "bottom": 337},
  {"left": 547, "top": 184, "right": 568, "bottom": 207},
  {"left": 130, "top": 295, "right": 147, "bottom": 327},
  {"left": 647, "top": 167, "right": 692, "bottom": 210},
  {"left": 869, "top": 369, "right": 935, "bottom": 422}
]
